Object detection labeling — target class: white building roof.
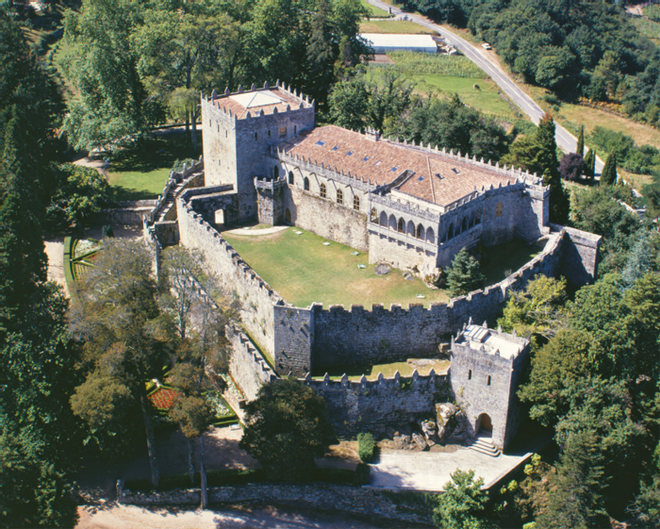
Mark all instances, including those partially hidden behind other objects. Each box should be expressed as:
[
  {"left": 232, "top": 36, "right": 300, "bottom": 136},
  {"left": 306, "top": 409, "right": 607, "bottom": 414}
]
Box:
[{"left": 361, "top": 33, "right": 438, "bottom": 53}]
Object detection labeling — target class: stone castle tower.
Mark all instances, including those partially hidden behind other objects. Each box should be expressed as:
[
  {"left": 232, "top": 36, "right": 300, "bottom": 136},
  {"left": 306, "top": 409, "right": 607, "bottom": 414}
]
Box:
[
  {"left": 200, "top": 82, "right": 315, "bottom": 222},
  {"left": 450, "top": 322, "right": 531, "bottom": 450}
]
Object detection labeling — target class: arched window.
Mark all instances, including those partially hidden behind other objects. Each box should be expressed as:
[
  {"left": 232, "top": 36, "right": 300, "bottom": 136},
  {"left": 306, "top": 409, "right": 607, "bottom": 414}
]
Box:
[
  {"left": 416, "top": 224, "right": 424, "bottom": 239},
  {"left": 426, "top": 227, "right": 435, "bottom": 243},
  {"left": 304, "top": 177, "right": 309, "bottom": 191},
  {"left": 397, "top": 218, "right": 405, "bottom": 233},
  {"left": 354, "top": 195, "right": 360, "bottom": 211},
  {"left": 280, "top": 126, "right": 286, "bottom": 137},
  {"left": 288, "top": 171, "right": 294, "bottom": 185},
  {"left": 371, "top": 208, "right": 378, "bottom": 222},
  {"left": 461, "top": 217, "right": 467, "bottom": 232},
  {"left": 320, "top": 183, "right": 326, "bottom": 198},
  {"left": 389, "top": 214, "right": 397, "bottom": 230},
  {"left": 273, "top": 166, "right": 279, "bottom": 179},
  {"left": 336, "top": 189, "right": 343, "bottom": 205},
  {"left": 407, "top": 220, "right": 415, "bottom": 237},
  {"left": 380, "top": 211, "right": 388, "bottom": 226},
  {"left": 495, "top": 201, "right": 503, "bottom": 217}
]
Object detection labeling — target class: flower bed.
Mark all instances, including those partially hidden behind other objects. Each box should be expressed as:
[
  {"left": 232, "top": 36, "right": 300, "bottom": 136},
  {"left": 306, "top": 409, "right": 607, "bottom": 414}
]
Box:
[{"left": 147, "top": 386, "right": 181, "bottom": 411}]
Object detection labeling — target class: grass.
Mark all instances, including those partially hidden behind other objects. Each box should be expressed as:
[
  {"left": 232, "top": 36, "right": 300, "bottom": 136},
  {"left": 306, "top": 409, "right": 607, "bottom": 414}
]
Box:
[
  {"left": 223, "top": 227, "right": 545, "bottom": 309},
  {"left": 107, "top": 133, "right": 200, "bottom": 201},
  {"left": 360, "top": 20, "right": 435, "bottom": 34},
  {"left": 313, "top": 359, "right": 451, "bottom": 380},
  {"left": 368, "top": 52, "right": 519, "bottom": 120},
  {"left": 223, "top": 227, "right": 450, "bottom": 308},
  {"left": 360, "top": 0, "right": 391, "bottom": 18}
]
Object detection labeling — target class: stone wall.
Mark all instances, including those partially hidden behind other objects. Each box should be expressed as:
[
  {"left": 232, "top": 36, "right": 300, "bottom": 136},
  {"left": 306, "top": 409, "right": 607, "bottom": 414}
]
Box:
[
  {"left": 177, "top": 193, "right": 284, "bottom": 354},
  {"left": 116, "top": 480, "right": 433, "bottom": 525},
  {"left": 255, "top": 177, "right": 287, "bottom": 225},
  {"left": 308, "top": 230, "right": 563, "bottom": 370},
  {"left": 227, "top": 323, "right": 278, "bottom": 401},
  {"left": 553, "top": 224, "right": 601, "bottom": 285},
  {"left": 273, "top": 305, "right": 314, "bottom": 376},
  {"left": 305, "top": 371, "right": 451, "bottom": 438}
]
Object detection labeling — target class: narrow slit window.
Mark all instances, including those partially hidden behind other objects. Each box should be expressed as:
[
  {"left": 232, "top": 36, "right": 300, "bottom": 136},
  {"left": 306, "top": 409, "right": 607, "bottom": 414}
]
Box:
[
  {"left": 487, "top": 375, "right": 491, "bottom": 386},
  {"left": 468, "top": 369, "right": 472, "bottom": 380}
]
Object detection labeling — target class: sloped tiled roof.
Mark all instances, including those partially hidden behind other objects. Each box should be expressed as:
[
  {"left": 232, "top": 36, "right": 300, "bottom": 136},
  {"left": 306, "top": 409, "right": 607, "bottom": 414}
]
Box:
[{"left": 283, "top": 125, "right": 515, "bottom": 206}]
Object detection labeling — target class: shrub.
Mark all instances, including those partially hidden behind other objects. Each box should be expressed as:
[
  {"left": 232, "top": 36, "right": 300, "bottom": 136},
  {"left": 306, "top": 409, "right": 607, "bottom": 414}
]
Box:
[{"left": 357, "top": 432, "right": 376, "bottom": 463}]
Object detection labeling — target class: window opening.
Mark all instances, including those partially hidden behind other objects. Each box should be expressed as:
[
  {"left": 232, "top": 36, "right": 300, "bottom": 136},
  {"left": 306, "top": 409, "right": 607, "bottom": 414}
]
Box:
[
  {"left": 468, "top": 369, "right": 472, "bottom": 380},
  {"left": 316, "top": 140, "right": 325, "bottom": 146},
  {"left": 288, "top": 171, "right": 294, "bottom": 184},
  {"left": 337, "top": 188, "right": 343, "bottom": 204},
  {"left": 280, "top": 126, "right": 286, "bottom": 137},
  {"left": 371, "top": 208, "right": 378, "bottom": 222},
  {"left": 495, "top": 202, "right": 503, "bottom": 217},
  {"left": 397, "top": 218, "right": 404, "bottom": 233},
  {"left": 487, "top": 375, "right": 491, "bottom": 386},
  {"left": 416, "top": 224, "right": 424, "bottom": 239},
  {"left": 255, "top": 132, "right": 258, "bottom": 140},
  {"left": 273, "top": 166, "right": 279, "bottom": 179},
  {"left": 320, "top": 183, "right": 326, "bottom": 198},
  {"left": 353, "top": 195, "right": 360, "bottom": 211},
  {"left": 304, "top": 177, "right": 309, "bottom": 191}
]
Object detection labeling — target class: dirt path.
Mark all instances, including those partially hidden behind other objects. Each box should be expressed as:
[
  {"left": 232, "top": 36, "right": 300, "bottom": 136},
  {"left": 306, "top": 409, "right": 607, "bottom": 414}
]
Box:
[
  {"left": 76, "top": 503, "right": 388, "bottom": 529},
  {"left": 44, "top": 236, "right": 68, "bottom": 295}
]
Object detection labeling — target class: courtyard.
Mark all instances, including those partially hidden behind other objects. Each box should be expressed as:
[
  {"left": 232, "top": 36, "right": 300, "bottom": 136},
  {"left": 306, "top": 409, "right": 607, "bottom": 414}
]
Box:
[{"left": 222, "top": 226, "right": 544, "bottom": 309}]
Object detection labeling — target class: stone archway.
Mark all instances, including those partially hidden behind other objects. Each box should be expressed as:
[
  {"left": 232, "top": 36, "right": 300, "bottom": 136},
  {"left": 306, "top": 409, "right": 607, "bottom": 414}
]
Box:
[
  {"left": 477, "top": 413, "right": 492, "bottom": 434},
  {"left": 285, "top": 208, "right": 292, "bottom": 224}
]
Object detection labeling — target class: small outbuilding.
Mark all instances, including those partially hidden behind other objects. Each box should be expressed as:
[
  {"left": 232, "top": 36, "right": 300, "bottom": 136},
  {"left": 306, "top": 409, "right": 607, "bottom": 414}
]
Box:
[{"left": 361, "top": 33, "right": 438, "bottom": 54}]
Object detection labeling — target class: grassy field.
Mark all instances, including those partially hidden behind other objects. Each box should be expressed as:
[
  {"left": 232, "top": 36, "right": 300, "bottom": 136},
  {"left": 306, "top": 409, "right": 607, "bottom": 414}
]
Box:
[
  {"left": 223, "top": 227, "right": 544, "bottom": 309},
  {"left": 313, "top": 359, "right": 451, "bottom": 380},
  {"left": 107, "top": 132, "right": 200, "bottom": 201},
  {"left": 223, "top": 227, "right": 450, "bottom": 308},
  {"left": 368, "top": 52, "right": 519, "bottom": 120},
  {"left": 360, "top": 20, "right": 435, "bottom": 34},
  {"left": 360, "top": 0, "right": 391, "bottom": 17}
]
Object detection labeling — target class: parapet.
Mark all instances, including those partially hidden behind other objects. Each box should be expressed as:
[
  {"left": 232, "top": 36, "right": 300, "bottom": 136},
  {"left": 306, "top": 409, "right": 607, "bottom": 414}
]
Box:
[{"left": 452, "top": 320, "right": 529, "bottom": 362}]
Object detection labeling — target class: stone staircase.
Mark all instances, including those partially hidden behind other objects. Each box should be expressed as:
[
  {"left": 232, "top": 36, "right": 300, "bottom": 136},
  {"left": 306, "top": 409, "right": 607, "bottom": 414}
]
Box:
[
  {"left": 468, "top": 435, "right": 501, "bottom": 457},
  {"left": 156, "top": 176, "right": 196, "bottom": 222}
]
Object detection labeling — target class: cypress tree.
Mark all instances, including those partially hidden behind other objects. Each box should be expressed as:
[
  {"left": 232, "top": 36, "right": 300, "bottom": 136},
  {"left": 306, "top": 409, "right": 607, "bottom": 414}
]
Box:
[
  {"left": 583, "top": 148, "right": 594, "bottom": 178},
  {"left": 600, "top": 151, "right": 617, "bottom": 185},
  {"left": 576, "top": 125, "right": 584, "bottom": 157}
]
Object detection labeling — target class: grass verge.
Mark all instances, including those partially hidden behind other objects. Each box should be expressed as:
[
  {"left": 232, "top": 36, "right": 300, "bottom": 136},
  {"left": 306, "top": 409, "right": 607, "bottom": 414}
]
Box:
[{"left": 360, "top": 20, "right": 435, "bottom": 34}]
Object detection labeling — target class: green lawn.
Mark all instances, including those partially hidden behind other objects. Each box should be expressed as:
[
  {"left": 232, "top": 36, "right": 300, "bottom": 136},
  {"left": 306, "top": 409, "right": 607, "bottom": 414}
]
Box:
[
  {"left": 223, "top": 227, "right": 450, "bottom": 308},
  {"left": 313, "top": 359, "right": 450, "bottom": 380},
  {"left": 360, "top": 20, "right": 435, "bottom": 34},
  {"left": 360, "top": 0, "right": 391, "bottom": 17},
  {"left": 107, "top": 133, "right": 200, "bottom": 201},
  {"left": 223, "top": 227, "right": 545, "bottom": 309}
]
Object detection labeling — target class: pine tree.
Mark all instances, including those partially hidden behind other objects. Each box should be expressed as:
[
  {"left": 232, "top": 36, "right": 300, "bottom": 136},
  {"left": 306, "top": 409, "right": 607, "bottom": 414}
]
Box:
[
  {"left": 447, "top": 248, "right": 485, "bottom": 297},
  {"left": 576, "top": 124, "right": 584, "bottom": 157},
  {"left": 535, "top": 114, "right": 569, "bottom": 223},
  {"left": 600, "top": 151, "right": 617, "bottom": 185}
]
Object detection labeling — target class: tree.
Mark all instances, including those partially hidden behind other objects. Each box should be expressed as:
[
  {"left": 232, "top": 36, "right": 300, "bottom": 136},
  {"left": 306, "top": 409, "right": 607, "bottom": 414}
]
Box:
[
  {"left": 558, "top": 153, "right": 583, "bottom": 181},
  {"left": 433, "top": 469, "right": 489, "bottom": 529},
  {"left": 328, "top": 71, "right": 370, "bottom": 132},
  {"left": 447, "top": 248, "right": 485, "bottom": 298},
  {"left": 240, "top": 378, "right": 335, "bottom": 480},
  {"left": 576, "top": 124, "right": 584, "bottom": 157},
  {"left": 583, "top": 148, "right": 595, "bottom": 179},
  {"left": 69, "top": 238, "right": 171, "bottom": 486},
  {"left": 498, "top": 276, "right": 568, "bottom": 344},
  {"left": 536, "top": 114, "right": 569, "bottom": 223},
  {"left": 600, "top": 151, "right": 618, "bottom": 186}
]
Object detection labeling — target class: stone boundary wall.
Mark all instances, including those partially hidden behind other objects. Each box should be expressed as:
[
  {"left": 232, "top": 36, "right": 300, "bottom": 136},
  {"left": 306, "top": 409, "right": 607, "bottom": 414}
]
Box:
[
  {"left": 149, "top": 157, "right": 204, "bottom": 222},
  {"left": 227, "top": 323, "right": 278, "bottom": 401},
  {"left": 177, "top": 193, "right": 285, "bottom": 354},
  {"left": 93, "top": 206, "right": 154, "bottom": 226},
  {"left": 303, "top": 370, "right": 451, "bottom": 437},
  {"left": 308, "top": 230, "right": 564, "bottom": 370},
  {"left": 116, "top": 480, "right": 433, "bottom": 525}
]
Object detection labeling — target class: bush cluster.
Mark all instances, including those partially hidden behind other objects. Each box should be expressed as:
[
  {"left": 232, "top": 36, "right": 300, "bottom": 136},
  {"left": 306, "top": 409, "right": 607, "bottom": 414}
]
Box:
[{"left": 357, "top": 432, "right": 376, "bottom": 463}]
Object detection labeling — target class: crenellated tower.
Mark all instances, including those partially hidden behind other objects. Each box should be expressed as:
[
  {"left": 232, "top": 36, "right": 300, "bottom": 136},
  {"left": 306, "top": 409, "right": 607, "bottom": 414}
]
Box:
[{"left": 200, "top": 82, "right": 315, "bottom": 222}]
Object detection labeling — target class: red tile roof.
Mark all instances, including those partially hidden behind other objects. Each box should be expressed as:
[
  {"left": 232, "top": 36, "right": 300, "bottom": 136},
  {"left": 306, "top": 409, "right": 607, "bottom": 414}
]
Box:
[{"left": 283, "top": 126, "right": 516, "bottom": 206}]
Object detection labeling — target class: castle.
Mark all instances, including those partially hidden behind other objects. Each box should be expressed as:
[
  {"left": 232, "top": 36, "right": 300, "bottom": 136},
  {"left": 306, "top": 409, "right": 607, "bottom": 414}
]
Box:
[{"left": 144, "top": 82, "right": 601, "bottom": 450}]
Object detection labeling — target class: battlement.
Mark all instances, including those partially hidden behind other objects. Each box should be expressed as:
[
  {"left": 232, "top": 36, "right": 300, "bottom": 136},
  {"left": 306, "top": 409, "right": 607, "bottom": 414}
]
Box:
[
  {"left": 452, "top": 321, "right": 529, "bottom": 362},
  {"left": 305, "top": 368, "right": 448, "bottom": 392},
  {"left": 201, "top": 81, "right": 314, "bottom": 122},
  {"left": 255, "top": 176, "right": 288, "bottom": 191}
]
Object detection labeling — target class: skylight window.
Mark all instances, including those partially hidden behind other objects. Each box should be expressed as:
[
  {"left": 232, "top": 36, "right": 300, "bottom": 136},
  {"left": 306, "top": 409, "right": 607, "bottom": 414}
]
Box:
[
  {"left": 347, "top": 150, "right": 354, "bottom": 156},
  {"left": 391, "top": 166, "right": 398, "bottom": 172},
  {"left": 316, "top": 140, "right": 325, "bottom": 146},
  {"left": 452, "top": 167, "right": 460, "bottom": 174},
  {"left": 362, "top": 156, "right": 369, "bottom": 162},
  {"left": 436, "top": 173, "right": 443, "bottom": 179},
  {"left": 417, "top": 176, "right": 425, "bottom": 181},
  {"left": 332, "top": 145, "right": 339, "bottom": 151}
]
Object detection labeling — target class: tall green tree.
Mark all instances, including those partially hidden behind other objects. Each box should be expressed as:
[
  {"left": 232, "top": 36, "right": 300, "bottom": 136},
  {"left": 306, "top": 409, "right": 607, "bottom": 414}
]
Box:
[
  {"left": 583, "top": 147, "right": 595, "bottom": 179},
  {"left": 600, "top": 151, "right": 618, "bottom": 186},
  {"left": 240, "top": 378, "right": 335, "bottom": 480},
  {"left": 576, "top": 124, "right": 584, "bottom": 157},
  {"left": 536, "top": 114, "right": 569, "bottom": 224},
  {"left": 447, "top": 248, "right": 485, "bottom": 298},
  {"left": 69, "top": 238, "right": 171, "bottom": 486}
]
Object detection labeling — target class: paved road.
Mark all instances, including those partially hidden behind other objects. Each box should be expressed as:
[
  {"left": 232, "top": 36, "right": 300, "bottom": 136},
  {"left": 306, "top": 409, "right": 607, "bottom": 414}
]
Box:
[{"left": 366, "top": 0, "right": 603, "bottom": 175}]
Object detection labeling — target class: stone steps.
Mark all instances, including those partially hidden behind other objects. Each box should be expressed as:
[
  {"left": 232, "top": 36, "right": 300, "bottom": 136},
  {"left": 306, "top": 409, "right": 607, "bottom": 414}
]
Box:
[{"left": 468, "top": 436, "right": 501, "bottom": 457}]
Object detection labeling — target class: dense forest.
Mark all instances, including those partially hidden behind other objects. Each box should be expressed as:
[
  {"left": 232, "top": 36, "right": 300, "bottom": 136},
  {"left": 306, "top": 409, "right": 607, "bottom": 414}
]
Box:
[
  {"left": 1, "top": 1, "right": 659, "bottom": 527},
  {"left": 398, "top": 0, "right": 660, "bottom": 128}
]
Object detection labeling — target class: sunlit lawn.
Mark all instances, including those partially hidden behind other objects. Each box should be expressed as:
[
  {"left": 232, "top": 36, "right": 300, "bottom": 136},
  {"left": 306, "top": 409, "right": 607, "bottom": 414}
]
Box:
[
  {"left": 223, "top": 227, "right": 545, "bottom": 309},
  {"left": 107, "top": 133, "right": 200, "bottom": 201},
  {"left": 313, "top": 358, "right": 451, "bottom": 380},
  {"left": 360, "top": 0, "right": 391, "bottom": 17}
]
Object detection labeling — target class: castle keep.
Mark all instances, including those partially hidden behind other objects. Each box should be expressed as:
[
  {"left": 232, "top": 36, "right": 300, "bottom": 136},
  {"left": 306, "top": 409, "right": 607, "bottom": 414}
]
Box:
[{"left": 145, "top": 82, "right": 601, "bottom": 450}]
